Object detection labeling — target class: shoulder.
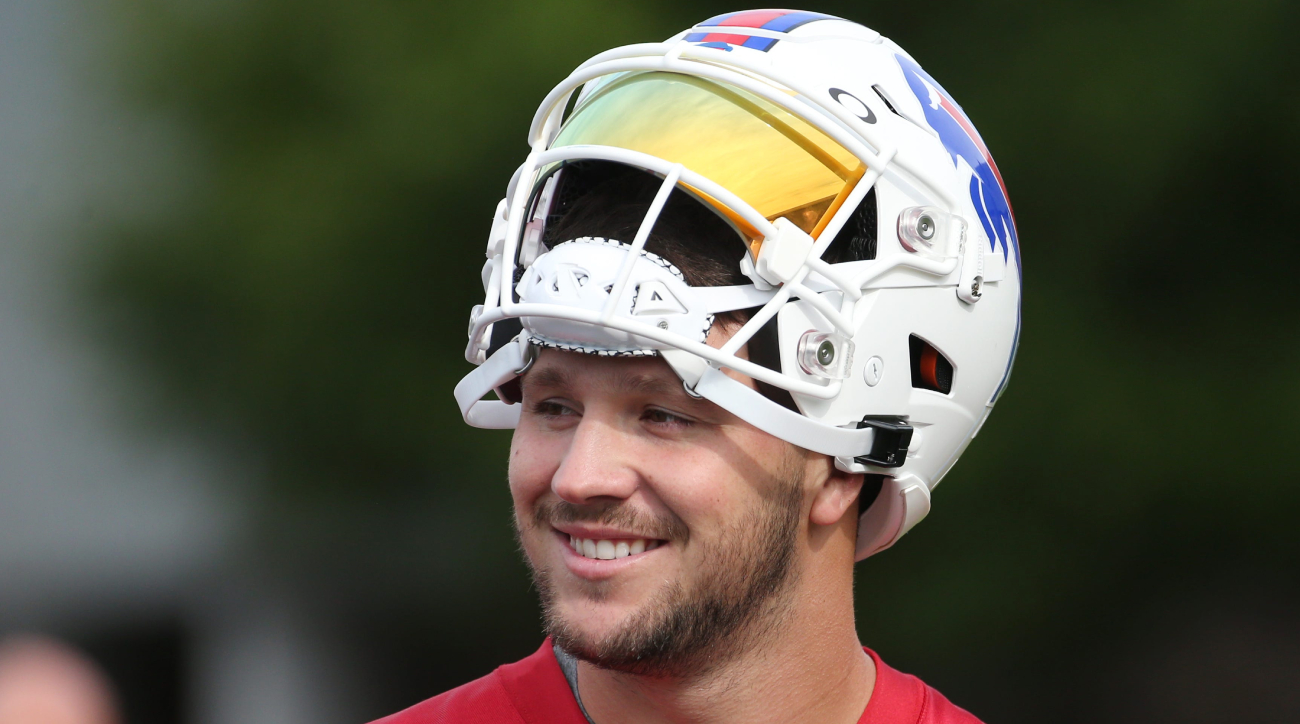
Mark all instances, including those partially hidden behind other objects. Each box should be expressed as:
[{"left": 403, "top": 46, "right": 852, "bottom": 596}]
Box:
[
  {"left": 370, "top": 640, "right": 588, "bottom": 724},
  {"left": 915, "top": 685, "right": 983, "bottom": 724},
  {"left": 862, "top": 648, "right": 984, "bottom": 724},
  {"left": 371, "top": 668, "right": 521, "bottom": 724}
]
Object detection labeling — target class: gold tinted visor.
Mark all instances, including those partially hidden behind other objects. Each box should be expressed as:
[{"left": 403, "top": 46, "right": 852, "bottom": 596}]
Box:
[{"left": 551, "top": 71, "right": 865, "bottom": 250}]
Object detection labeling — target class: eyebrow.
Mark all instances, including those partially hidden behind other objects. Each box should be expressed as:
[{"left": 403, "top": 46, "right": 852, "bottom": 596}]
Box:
[
  {"left": 522, "top": 366, "right": 572, "bottom": 393},
  {"left": 620, "top": 372, "right": 681, "bottom": 398}
]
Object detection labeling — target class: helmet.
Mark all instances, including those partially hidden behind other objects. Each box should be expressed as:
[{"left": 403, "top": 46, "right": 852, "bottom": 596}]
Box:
[{"left": 455, "top": 10, "right": 1021, "bottom": 560}]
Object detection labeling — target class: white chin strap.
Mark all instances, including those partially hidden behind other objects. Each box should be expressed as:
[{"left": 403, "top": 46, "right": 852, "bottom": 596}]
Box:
[{"left": 453, "top": 333, "right": 530, "bottom": 429}]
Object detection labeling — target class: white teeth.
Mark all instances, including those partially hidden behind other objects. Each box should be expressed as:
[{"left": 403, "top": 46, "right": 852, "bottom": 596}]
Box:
[
  {"left": 568, "top": 537, "right": 659, "bottom": 560},
  {"left": 595, "top": 540, "right": 616, "bottom": 559}
]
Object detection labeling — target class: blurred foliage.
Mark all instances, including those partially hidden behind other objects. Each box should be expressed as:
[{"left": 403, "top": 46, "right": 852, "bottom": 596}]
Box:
[{"left": 90, "top": 0, "right": 1300, "bottom": 721}]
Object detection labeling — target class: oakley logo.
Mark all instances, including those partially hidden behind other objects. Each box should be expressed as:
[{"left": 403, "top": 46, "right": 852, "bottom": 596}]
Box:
[{"left": 829, "top": 88, "right": 876, "bottom": 124}]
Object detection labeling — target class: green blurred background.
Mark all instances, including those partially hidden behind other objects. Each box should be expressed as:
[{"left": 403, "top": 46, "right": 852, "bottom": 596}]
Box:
[{"left": 2, "top": 0, "right": 1297, "bottom": 722}]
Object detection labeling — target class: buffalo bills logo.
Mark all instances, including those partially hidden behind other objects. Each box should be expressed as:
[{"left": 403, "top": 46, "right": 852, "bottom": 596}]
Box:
[
  {"left": 895, "top": 54, "right": 1018, "bottom": 266},
  {"left": 686, "top": 10, "right": 837, "bottom": 52}
]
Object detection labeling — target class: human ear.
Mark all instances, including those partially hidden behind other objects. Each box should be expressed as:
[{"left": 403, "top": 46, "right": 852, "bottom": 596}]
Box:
[{"left": 808, "top": 463, "right": 865, "bottom": 528}]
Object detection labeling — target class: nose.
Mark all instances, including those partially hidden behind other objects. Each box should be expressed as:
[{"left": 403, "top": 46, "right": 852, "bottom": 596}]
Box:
[{"left": 551, "top": 415, "right": 641, "bottom": 505}]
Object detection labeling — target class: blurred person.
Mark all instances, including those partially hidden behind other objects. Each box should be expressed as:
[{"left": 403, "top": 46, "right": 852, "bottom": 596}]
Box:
[
  {"left": 379, "top": 9, "right": 1019, "bottom": 724},
  {"left": 0, "top": 636, "right": 120, "bottom": 724}
]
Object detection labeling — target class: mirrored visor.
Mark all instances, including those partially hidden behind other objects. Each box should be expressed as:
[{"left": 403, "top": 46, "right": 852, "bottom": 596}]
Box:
[{"left": 550, "top": 71, "right": 866, "bottom": 246}]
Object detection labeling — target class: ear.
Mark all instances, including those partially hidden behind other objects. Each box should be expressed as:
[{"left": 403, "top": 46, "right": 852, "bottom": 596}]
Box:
[{"left": 808, "top": 464, "right": 865, "bottom": 527}]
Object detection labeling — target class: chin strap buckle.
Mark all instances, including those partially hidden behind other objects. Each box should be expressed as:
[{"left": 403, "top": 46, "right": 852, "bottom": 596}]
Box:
[{"left": 854, "top": 416, "right": 913, "bottom": 468}]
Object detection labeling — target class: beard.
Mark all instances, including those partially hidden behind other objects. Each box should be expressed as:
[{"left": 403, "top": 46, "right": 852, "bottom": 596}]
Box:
[{"left": 518, "top": 458, "right": 806, "bottom": 679}]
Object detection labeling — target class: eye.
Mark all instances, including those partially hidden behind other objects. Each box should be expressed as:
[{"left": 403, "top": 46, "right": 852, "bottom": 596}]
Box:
[
  {"left": 643, "top": 408, "right": 692, "bottom": 427},
  {"left": 530, "top": 400, "right": 578, "bottom": 418}
]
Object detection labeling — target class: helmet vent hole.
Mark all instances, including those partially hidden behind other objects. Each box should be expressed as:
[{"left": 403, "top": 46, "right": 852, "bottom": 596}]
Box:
[
  {"left": 871, "top": 84, "right": 902, "bottom": 117},
  {"left": 560, "top": 83, "right": 585, "bottom": 124},
  {"left": 909, "top": 335, "right": 953, "bottom": 394}
]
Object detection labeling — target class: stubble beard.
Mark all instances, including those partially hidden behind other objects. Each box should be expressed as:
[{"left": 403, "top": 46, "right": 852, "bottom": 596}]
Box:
[{"left": 519, "top": 460, "right": 807, "bottom": 679}]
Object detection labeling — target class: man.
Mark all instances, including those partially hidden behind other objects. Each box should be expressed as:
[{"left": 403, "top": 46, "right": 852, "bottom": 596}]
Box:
[{"left": 378, "top": 9, "right": 1020, "bottom": 723}]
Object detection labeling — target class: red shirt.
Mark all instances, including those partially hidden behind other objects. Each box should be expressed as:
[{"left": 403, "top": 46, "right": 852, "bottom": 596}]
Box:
[{"left": 373, "top": 640, "right": 983, "bottom": 723}]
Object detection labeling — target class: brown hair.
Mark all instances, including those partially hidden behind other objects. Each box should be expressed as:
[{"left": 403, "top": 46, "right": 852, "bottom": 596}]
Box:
[
  {"left": 543, "top": 161, "right": 750, "bottom": 288},
  {"left": 540, "top": 161, "right": 798, "bottom": 410}
]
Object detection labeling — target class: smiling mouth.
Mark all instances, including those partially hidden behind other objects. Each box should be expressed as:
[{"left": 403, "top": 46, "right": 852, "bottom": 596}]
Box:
[{"left": 566, "top": 535, "right": 664, "bottom": 560}]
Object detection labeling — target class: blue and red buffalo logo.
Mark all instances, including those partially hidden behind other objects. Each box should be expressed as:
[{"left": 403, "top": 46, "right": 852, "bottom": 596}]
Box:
[
  {"left": 895, "top": 54, "right": 1018, "bottom": 267},
  {"left": 685, "top": 10, "right": 836, "bottom": 51}
]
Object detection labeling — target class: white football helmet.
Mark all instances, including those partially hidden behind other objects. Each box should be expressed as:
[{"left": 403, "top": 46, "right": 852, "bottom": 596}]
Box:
[{"left": 455, "top": 10, "right": 1021, "bottom": 560}]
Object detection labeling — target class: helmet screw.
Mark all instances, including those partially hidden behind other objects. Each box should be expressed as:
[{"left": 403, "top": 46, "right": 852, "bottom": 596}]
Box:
[
  {"left": 816, "top": 340, "right": 835, "bottom": 365},
  {"left": 970, "top": 279, "right": 982, "bottom": 297},
  {"left": 917, "top": 214, "right": 935, "bottom": 240},
  {"left": 897, "top": 206, "right": 945, "bottom": 253},
  {"left": 657, "top": 319, "right": 670, "bottom": 330}
]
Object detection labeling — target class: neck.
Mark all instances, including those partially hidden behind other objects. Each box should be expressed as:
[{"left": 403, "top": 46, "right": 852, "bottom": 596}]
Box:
[{"left": 576, "top": 522, "right": 872, "bottom": 724}]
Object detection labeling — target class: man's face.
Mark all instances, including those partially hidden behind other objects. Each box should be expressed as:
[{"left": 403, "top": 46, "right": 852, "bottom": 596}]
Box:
[{"left": 510, "top": 345, "right": 817, "bottom": 677}]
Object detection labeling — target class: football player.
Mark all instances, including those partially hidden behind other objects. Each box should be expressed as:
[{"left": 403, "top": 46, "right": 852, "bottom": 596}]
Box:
[{"left": 377, "top": 9, "right": 1020, "bottom": 723}]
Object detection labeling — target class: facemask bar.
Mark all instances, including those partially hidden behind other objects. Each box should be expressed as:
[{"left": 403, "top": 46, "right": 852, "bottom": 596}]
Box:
[
  {"left": 473, "top": 140, "right": 961, "bottom": 403},
  {"left": 600, "top": 163, "right": 683, "bottom": 326},
  {"left": 479, "top": 144, "right": 844, "bottom": 401},
  {"left": 528, "top": 41, "right": 961, "bottom": 341},
  {"left": 473, "top": 35, "right": 967, "bottom": 405}
]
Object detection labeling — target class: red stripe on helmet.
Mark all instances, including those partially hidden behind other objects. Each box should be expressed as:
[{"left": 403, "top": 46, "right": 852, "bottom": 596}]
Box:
[
  {"left": 714, "top": 10, "right": 789, "bottom": 28},
  {"left": 701, "top": 31, "right": 756, "bottom": 45}
]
